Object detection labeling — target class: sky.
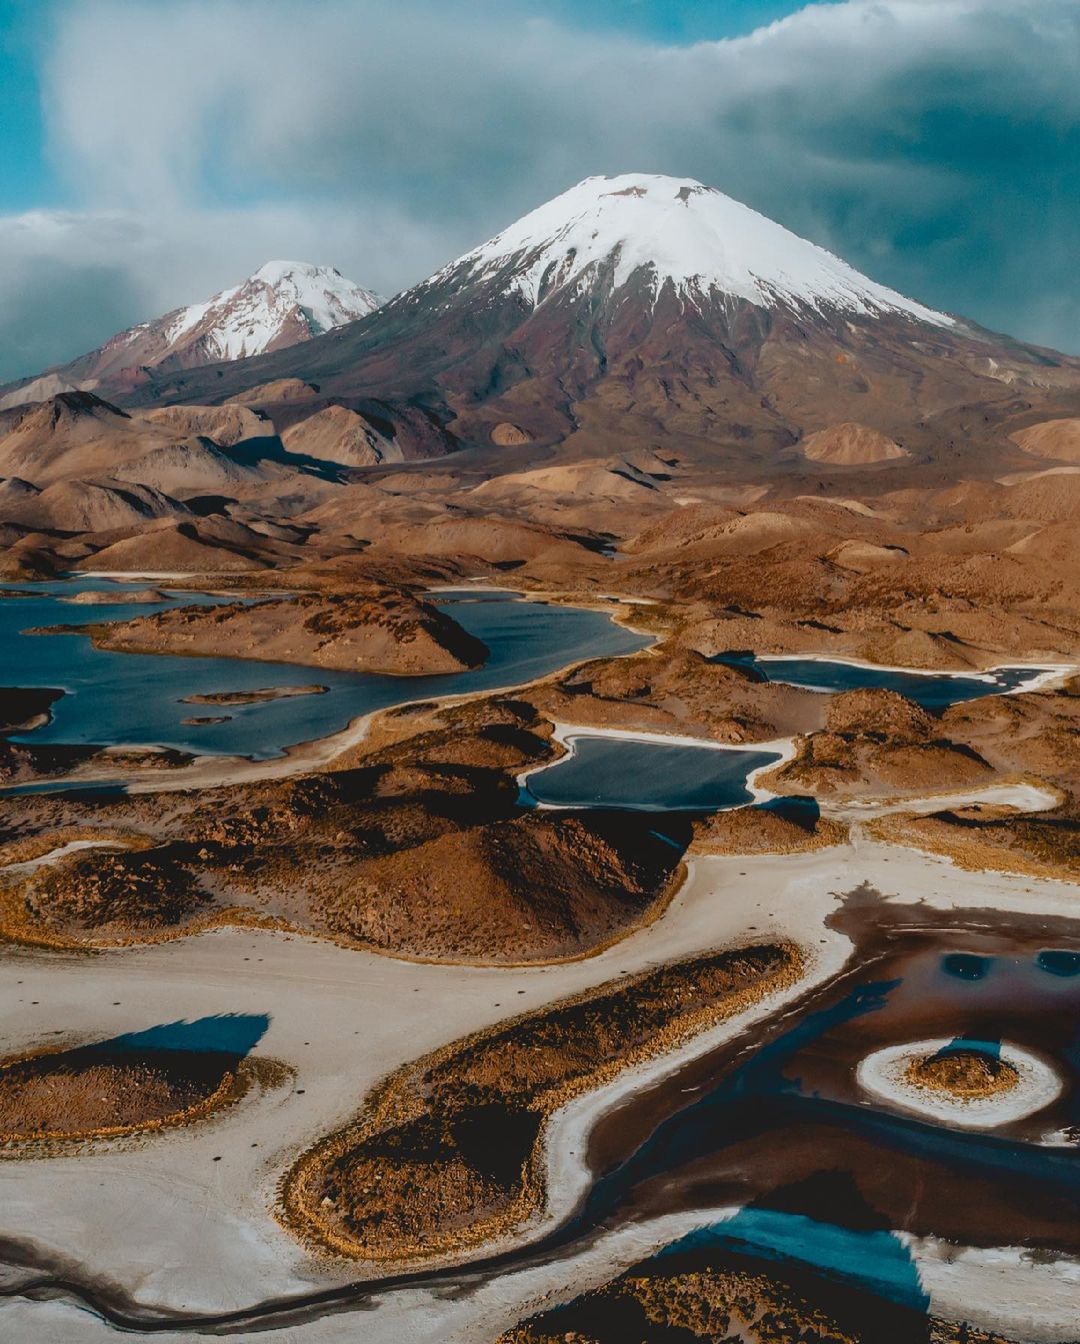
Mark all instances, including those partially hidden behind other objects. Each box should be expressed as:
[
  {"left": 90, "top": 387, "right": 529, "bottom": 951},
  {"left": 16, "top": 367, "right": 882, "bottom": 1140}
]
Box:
[{"left": 0, "top": 0, "right": 1077, "bottom": 381}]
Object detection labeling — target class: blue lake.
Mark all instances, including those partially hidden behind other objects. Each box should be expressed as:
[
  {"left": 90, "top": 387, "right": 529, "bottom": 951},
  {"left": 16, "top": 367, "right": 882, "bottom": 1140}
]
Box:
[
  {"left": 0, "top": 582, "right": 648, "bottom": 760},
  {"left": 714, "top": 654, "right": 1045, "bottom": 712},
  {"left": 523, "top": 736, "right": 781, "bottom": 812}
]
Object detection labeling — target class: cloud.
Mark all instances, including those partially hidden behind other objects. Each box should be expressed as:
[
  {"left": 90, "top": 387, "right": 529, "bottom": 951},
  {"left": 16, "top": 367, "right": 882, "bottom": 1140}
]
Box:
[
  {"left": 0, "top": 199, "right": 462, "bottom": 383},
  {"left": 1, "top": 0, "right": 1076, "bottom": 381}
]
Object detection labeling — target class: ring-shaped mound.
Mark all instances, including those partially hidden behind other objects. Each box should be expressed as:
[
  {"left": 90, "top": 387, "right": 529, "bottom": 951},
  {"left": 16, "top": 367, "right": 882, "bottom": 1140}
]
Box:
[{"left": 856, "top": 1038, "right": 1062, "bottom": 1129}]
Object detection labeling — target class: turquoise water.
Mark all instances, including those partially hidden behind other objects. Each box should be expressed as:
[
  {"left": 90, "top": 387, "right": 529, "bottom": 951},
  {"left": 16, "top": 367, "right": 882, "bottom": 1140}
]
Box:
[
  {"left": 0, "top": 582, "right": 648, "bottom": 760},
  {"left": 658, "top": 1210, "right": 930, "bottom": 1314}
]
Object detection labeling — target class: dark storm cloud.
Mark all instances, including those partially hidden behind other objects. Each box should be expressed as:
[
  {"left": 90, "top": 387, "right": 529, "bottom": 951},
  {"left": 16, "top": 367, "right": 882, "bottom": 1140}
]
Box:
[
  {"left": 1, "top": 0, "right": 1076, "bottom": 382},
  {"left": 0, "top": 252, "right": 145, "bottom": 385}
]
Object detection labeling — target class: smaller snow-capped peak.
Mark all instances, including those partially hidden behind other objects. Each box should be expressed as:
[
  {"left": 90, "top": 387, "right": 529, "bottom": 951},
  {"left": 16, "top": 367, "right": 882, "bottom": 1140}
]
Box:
[
  {"left": 249, "top": 261, "right": 381, "bottom": 335},
  {"left": 163, "top": 261, "right": 381, "bottom": 363},
  {"left": 448, "top": 174, "right": 952, "bottom": 326}
]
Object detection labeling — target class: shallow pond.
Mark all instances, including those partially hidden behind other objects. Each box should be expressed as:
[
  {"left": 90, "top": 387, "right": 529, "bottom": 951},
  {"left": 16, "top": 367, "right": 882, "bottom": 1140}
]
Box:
[
  {"left": 714, "top": 653, "right": 1049, "bottom": 711},
  {"left": 579, "top": 916, "right": 1080, "bottom": 1284},
  {"left": 523, "top": 735, "right": 781, "bottom": 812},
  {"left": 0, "top": 582, "right": 647, "bottom": 760}
]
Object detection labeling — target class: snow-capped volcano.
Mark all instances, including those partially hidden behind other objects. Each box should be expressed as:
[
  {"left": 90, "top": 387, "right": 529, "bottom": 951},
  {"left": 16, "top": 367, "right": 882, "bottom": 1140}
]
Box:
[
  {"left": 0, "top": 261, "right": 381, "bottom": 408},
  {"left": 437, "top": 173, "right": 952, "bottom": 325},
  {"left": 76, "top": 172, "right": 1077, "bottom": 467},
  {"left": 159, "top": 261, "right": 381, "bottom": 364}
]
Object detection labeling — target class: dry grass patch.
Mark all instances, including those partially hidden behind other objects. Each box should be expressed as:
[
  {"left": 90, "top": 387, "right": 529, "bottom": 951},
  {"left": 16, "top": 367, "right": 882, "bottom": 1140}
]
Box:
[
  {"left": 868, "top": 806, "right": 1080, "bottom": 881},
  {"left": 281, "top": 942, "right": 802, "bottom": 1266}
]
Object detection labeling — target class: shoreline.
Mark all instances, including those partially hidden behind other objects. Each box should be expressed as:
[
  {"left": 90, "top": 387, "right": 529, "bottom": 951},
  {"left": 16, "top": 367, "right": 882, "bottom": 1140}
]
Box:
[
  {"left": 855, "top": 1037, "right": 1065, "bottom": 1131},
  {"left": 753, "top": 651, "right": 1076, "bottom": 695},
  {"left": 1, "top": 590, "right": 657, "bottom": 797},
  {"left": 2, "top": 580, "right": 1080, "bottom": 1339}
]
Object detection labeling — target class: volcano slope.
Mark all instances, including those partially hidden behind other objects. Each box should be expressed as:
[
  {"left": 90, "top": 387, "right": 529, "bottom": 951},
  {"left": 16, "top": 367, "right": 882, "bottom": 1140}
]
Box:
[
  {"left": 112, "top": 175, "right": 1080, "bottom": 475},
  {"left": 7, "top": 174, "right": 1080, "bottom": 600}
]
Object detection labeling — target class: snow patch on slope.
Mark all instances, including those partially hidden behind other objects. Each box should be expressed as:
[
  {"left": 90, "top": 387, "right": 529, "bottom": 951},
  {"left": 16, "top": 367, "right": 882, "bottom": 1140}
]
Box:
[{"left": 448, "top": 174, "right": 953, "bottom": 326}]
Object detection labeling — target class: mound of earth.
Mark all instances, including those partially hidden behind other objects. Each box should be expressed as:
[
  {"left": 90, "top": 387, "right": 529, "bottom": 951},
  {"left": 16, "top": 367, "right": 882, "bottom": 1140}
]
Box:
[
  {"left": 869, "top": 808, "right": 1080, "bottom": 881},
  {"left": 692, "top": 804, "right": 847, "bottom": 855},
  {"left": 0, "top": 697, "right": 684, "bottom": 963},
  {"left": 283, "top": 944, "right": 799, "bottom": 1262},
  {"left": 766, "top": 689, "right": 992, "bottom": 798},
  {"left": 281, "top": 404, "right": 395, "bottom": 467},
  {"left": 93, "top": 587, "right": 490, "bottom": 675},
  {"left": 0, "top": 543, "right": 58, "bottom": 581},
  {"left": 367, "top": 516, "right": 600, "bottom": 568},
  {"left": 20, "top": 846, "right": 210, "bottom": 935},
  {"left": 941, "top": 683, "right": 1080, "bottom": 792},
  {"left": 1010, "top": 418, "right": 1080, "bottom": 463},
  {"left": 114, "top": 437, "right": 262, "bottom": 496},
  {"left": 314, "top": 810, "right": 679, "bottom": 961},
  {"left": 0, "top": 1040, "right": 239, "bottom": 1139},
  {"left": 62, "top": 587, "right": 168, "bottom": 604},
  {"left": 74, "top": 522, "right": 270, "bottom": 573},
  {"left": 141, "top": 403, "right": 267, "bottom": 446},
  {"left": 799, "top": 421, "right": 910, "bottom": 465},
  {"left": 0, "top": 392, "right": 137, "bottom": 483},
  {"left": 497, "top": 1244, "right": 993, "bottom": 1344},
  {"left": 825, "top": 688, "right": 934, "bottom": 740},
  {"left": 532, "top": 649, "right": 824, "bottom": 743},
  {"left": 471, "top": 459, "right": 657, "bottom": 504},
  {"left": 8, "top": 477, "right": 188, "bottom": 532},
  {"left": 490, "top": 422, "right": 531, "bottom": 446},
  {"left": 906, "top": 1047, "right": 1019, "bottom": 1099},
  {"left": 226, "top": 378, "right": 319, "bottom": 405}
]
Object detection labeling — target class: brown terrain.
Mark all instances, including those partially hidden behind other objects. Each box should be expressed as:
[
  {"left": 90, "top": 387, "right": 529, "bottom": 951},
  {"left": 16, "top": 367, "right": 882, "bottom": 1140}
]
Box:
[
  {"left": 906, "top": 1048, "right": 1019, "bottom": 1100},
  {"left": 762, "top": 689, "right": 995, "bottom": 800},
  {"left": 497, "top": 1250, "right": 1019, "bottom": 1344},
  {"left": 281, "top": 943, "right": 800, "bottom": 1263},
  {"left": 691, "top": 803, "right": 848, "bottom": 856},
  {"left": 1, "top": 173, "right": 1079, "bottom": 1340},
  {"left": 85, "top": 585, "right": 491, "bottom": 675},
  {"left": 530, "top": 648, "right": 825, "bottom": 744},
  {"left": 869, "top": 807, "right": 1080, "bottom": 883},
  {"left": 0, "top": 697, "right": 682, "bottom": 960},
  {"left": 0, "top": 686, "right": 104, "bottom": 786},
  {"left": 0, "top": 1039, "right": 253, "bottom": 1143}
]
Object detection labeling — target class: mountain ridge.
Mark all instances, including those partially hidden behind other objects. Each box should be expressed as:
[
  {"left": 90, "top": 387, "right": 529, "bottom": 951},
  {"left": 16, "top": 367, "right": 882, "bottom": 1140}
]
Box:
[
  {"left": 108, "top": 173, "right": 1080, "bottom": 472},
  {"left": 7, "top": 175, "right": 1080, "bottom": 477},
  {"left": 0, "top": 261, "right": 381, "bottom": 410}
]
